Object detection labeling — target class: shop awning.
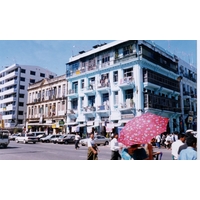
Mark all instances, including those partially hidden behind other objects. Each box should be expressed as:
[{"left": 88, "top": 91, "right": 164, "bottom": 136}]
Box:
[
  {"left": 78, "top": 124, "right": 86, "bottom": 127},
  {"left": 87, "top": 121, "right": 94, "bottom": 126},
  {"left": 65, "top": 122, "right": 78, "bottom": 126},
  {"left": 27, "top": 123, "right": 53, "bottom": 126}
]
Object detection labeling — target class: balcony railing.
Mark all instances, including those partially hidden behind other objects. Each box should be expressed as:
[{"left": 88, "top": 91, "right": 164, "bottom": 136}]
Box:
[{"left": 144, "top": 93, "right": 181, "bottom": 112}]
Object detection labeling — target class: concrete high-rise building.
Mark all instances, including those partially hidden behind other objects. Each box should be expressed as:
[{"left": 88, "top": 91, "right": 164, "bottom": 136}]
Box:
[{"left": 0, "top": 63, "right": 57, "bottom": 131}]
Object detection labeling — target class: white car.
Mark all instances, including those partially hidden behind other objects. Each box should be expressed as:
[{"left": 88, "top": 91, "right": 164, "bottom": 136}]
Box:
[
  {"left": 79, "top": 135, "right": 110, "bottom": 146},
  {"left": 15, "top": 133, "right": 38, "bottom": 144}
]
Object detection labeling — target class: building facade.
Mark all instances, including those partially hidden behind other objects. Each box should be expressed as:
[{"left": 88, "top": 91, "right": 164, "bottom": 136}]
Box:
[
  {"left": 26, "top": 74, "right": 67, "bottom": 134},
  {"left": 65, "top": 40, "right": 196, "bottom": 136},
  {"left": 178, "top": 59, "right": 197, "bottom": 131},
  {"left": 0, "top": 64, "right": 57, "bottom": 131}
]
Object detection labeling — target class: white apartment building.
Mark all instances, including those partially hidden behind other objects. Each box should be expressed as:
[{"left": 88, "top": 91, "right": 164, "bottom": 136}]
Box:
[
  {"left": 0, "top": 63, "right": 57, "bottom": 131},
  {"left": 26, "top": 74, "right": 67, "bottom": 134},
  {"left": 65, "top": 40, "right": 197, "bottom": 136}
]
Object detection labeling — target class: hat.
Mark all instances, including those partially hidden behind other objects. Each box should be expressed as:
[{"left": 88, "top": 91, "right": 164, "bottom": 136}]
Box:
[{"left": 186, "top": 129, "right": 194, "bottom": 133}]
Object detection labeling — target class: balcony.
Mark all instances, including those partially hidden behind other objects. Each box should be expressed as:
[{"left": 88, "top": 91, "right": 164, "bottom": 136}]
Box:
[
  {"left": 4, "top": 122, "right": 16, "bottom": 128},
  {"left": 5, "top": 71, "right": 19, "bottom": 79},
  {"left": 1, "top": 88, "right": 17, "bottom": 96},
  {"left": 96, "top": 105, "right": 110, "bottom": 114},
  {"left": 83, "top": 85, "right": 96, "bottom": 95},
  {"left": 97, "top": 81, "right": 110, "bottom": 93},
  {"left": 3, "top": 79, "right": 18, "bottom": 87},
  {"left": 67, "top": 89, "right": 78, "bottom": 98},
  {"left": 1, "top": 96, "right": 17, "bottom": 103},
  {"left": 2, "top": 114, "right": 16, "bottom": 120},
  {"left": 144, "top": 93, "right": 181, "bottom": 113},
  {"left": 82, "top": 106, "right": 96, "bottom": 117},
  {"left": 67, "top": 109, "right": 78, "bottom": 119},
  {"left": 5, "top": 104, "right": 16, "bottom": 111},
  {"left": 119, "top": 77, "right": 134, "bottom": 89},
  {"left": 119, "top": 100, "right": 135, "bottom": 111}
]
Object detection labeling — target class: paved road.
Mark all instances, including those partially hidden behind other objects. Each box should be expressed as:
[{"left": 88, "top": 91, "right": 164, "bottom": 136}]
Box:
[
  {"left": 0, "top": 141, "right": 172, "bottom": 160},
  {"left": 0, "top": 141, "right": 111, "bottom": 160}
]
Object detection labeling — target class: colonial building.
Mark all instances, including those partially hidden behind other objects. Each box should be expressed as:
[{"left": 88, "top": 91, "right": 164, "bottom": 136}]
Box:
[
  {"left": 0, "top": 63, "right": 57, "bottom": 131},
  {"left": 26, "top": 74, "right": 67, "bottom": 134},
  {"left": 178, "top": 59, "right": 197, "bottom": 131}
]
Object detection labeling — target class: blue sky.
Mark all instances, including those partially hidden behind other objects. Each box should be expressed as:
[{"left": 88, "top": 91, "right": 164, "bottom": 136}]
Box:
[{"left": 0, "top": 40, "right": 197, "bottom": 76}]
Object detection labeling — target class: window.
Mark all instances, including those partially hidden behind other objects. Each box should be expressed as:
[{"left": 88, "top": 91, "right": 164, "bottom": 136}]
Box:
[
  {"left": 81, "top": 79, "right": 84, "bottom": 89},
  {"left": 19, "top": 102, "right": 24, "bottom": 106},
  {"left": 102, "top": 93, "right": 109, "bottom": 102},
  {"left": 49, "top": 75, "right": 54, "bottom": 79},
  {"left": 18, "top": 111, "right": 23, "bottom": 115},
  {"left": 113, "top": 71, "right": 118, "bottom": 82},
  {"left": 30, "top": 79, "right": 35, "bottom": 84},
  {"left": 40, "top": 73, "right": 45, "bottom": 77},
  {"left": 19, "top": 94, "right": 24, "bottom": 98},
  {"left": 114, "top": 92, "right": 118, "bottom": 105},
  {"left": 30, "top": 71, "right": 36, "bottom": 75},
  {"left": 125, "top": 89, "right": 133, "bottom": 99},
  {"left": 123, "top": 44, "right": 133, "bottom": 56},
  {"left": 20, "top": 77, "right": 25, "bottom": 82},
  {"left": 21, "top": 69, "right": 26, "bottom": 73},
  {"left": 20, "top": 85, "right": 25, "bottom": 90}
]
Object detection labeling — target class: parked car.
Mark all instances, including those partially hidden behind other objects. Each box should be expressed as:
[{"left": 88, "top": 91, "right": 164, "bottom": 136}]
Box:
[
  {"left": 9, "top": 133, "right": 21, "bottom": 141},
  {"left": 49, "top": 134, "right": 62, "bottom": 143},
  {"left": 40, "top": 134, "right": 61, "bottom": 143},
  {"left": 30, "top": 132, "right": 46, "bottom": 142},
  {"left": 57, "top": 134, "right": 75, "bottom": 144},
  {"left": 79, "top": 135, "right": 110, "bottom": 146},
  {"left": 15, "top": 133, "right": 38, "bottom": 144},
  {"left": 40, "top": 134, "right": 53, "bottom": 143}
]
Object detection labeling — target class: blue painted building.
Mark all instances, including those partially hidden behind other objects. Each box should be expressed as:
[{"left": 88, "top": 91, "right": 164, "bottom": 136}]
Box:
[{"left": 65, "top": 40, "right": 197, "bottom": 136}]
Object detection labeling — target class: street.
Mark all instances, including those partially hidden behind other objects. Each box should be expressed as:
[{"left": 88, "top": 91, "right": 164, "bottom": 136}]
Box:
[{"left": 0, "top": 141, "right": 172, "bottom": 160}]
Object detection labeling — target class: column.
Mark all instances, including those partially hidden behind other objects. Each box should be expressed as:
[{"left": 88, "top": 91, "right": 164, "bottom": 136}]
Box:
[{"left": 135, "top": 64, "right": 143, "bottom": 116}]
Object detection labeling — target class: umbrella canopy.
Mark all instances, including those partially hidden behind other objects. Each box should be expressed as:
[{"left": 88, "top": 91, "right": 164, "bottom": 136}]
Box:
[{"left": 118, "top": 112, "right": 169, "bottom": 146}]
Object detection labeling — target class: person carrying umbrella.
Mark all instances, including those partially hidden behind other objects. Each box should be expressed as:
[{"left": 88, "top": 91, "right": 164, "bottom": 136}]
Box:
[{"left": 121, "top": 144, "right": 148, "bottom": 160}]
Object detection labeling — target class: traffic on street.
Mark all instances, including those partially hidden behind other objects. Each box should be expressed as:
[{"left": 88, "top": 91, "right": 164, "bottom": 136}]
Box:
[{"left": 0, "top": 139, "right": 172, "bottom": 160}]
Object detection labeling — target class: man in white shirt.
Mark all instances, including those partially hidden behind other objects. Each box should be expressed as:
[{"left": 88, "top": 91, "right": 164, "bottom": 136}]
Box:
[
  {"left": 110, "top": 133, "right": 122, "bottom": 160},
  {"left": 155, "top": 134, "right": 161, "bottom": 149},
  {"left": 87, "top": 133, "right": 99, "bottom": 160},
  {"left": 171, "top": 133, "right": 186, "bottom": 160}
]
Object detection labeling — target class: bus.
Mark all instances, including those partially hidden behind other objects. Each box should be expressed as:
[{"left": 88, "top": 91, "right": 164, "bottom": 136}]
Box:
[{"left": 0, "top": 130, "right": 10, "bottom": 148}]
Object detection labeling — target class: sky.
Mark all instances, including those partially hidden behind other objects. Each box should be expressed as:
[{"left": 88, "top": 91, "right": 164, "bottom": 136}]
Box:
[{"left": 0, "top": 40, "right": 197, "bottom": 76}]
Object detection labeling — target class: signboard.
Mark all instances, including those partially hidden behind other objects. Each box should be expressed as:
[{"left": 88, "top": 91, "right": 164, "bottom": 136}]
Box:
[
  {"left": 52, "top": 124, "right": 56, "bottom": 129},
  {"left": 188, "top": 116, "right": 193, "bottom": 123},
  {"left": 59, "top": 120, "right": 64, "bottom": 126}
]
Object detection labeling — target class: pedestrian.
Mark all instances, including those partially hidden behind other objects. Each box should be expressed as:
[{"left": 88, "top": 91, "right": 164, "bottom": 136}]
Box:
[
  {"left": 178, "top": 135, "right": 197, "bottom": 160},
  {"left": 171, "top": 133, "right": 186, "bottom": 160},
  {"left": 87, "top": 133, "right": 99, "bottom": 160},
  {"left": 161, "top": 134, "right": 166, "bottom": 146},
  {"left": 121, "top": 144, "right": 148, "bottom": 160},
  {"left": 155, "top": 134, "right": 161, "bottom": 149},
  {"left": 143, "top": 142, "right": 153, "bottom": 160},
  {"left": 75, "top": 133, "right": 80, "bottom": 150},
  {"left": 94, "top": 130, "right": 98, "bottom": 137},
  {"left": 110, "top": 133, "right": 122, "bottom": 160},
  {"left": 165, "top": 133, "right": 172, "bottom": 149}
]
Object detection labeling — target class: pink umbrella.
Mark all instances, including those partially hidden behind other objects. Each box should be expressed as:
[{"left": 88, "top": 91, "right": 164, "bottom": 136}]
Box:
[{"left": 118, "top": 112, "right": 169, "bottom": 146}]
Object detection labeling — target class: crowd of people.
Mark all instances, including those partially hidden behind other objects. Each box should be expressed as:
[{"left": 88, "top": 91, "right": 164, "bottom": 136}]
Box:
[{"left": 72, "top": 129, "right": 197, "bottom": 160}]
